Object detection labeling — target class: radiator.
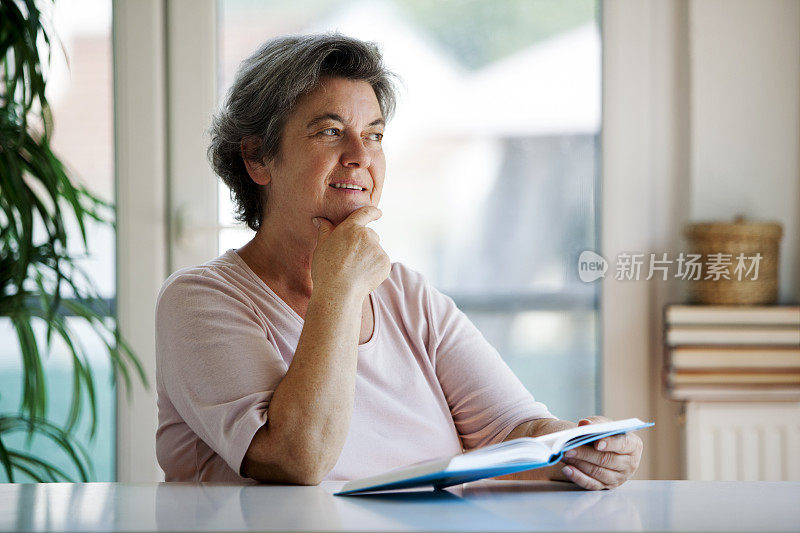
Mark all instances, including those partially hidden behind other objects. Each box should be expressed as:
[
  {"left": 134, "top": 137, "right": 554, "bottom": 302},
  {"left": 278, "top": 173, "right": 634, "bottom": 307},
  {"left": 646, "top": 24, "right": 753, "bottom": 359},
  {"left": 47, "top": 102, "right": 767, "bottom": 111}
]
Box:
[{"left": 684, "top": 401, "right": 800, "bottom": 480}]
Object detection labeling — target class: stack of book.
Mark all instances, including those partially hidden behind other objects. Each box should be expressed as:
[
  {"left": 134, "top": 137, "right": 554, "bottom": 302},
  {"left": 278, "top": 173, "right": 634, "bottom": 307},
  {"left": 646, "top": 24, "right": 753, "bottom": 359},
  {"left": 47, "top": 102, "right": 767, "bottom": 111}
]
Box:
[{"left": 664, "top": 305, "right": 800, "bottom": 400}]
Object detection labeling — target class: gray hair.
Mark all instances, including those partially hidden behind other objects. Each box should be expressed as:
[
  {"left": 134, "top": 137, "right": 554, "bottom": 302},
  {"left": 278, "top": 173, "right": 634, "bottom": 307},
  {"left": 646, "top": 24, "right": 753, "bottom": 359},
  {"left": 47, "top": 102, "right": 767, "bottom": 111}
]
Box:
[{"left": 208, "top": 32, "right": 400, "bottom": 231}]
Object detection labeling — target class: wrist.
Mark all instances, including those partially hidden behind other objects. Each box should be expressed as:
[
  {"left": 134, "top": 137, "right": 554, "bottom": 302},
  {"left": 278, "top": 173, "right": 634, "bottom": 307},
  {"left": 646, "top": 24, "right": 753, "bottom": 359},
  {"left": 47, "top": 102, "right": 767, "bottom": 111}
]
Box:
[
  {"left": 309, "top": 283, "right": 364, "bottom": 312},
  {"left": 530, "top": 418, "right": 578, "bottom": 438}
]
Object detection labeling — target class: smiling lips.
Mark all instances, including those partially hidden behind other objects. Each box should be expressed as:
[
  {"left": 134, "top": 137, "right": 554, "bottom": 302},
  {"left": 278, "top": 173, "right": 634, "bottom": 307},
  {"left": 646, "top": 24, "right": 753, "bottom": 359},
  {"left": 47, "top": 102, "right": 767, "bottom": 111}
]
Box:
[{"left": 330, "top": 182, "right": 367, "bottom": 192}]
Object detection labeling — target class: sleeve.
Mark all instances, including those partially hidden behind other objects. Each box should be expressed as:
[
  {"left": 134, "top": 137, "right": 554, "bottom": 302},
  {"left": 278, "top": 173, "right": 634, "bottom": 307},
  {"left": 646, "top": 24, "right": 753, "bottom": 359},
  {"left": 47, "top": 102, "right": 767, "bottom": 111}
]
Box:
[
  {"left": 155, "top": 271, "right": 288, "bottom": 475},
  {"left": 424, "top": 278, "right": 556, "bottom": 451}
]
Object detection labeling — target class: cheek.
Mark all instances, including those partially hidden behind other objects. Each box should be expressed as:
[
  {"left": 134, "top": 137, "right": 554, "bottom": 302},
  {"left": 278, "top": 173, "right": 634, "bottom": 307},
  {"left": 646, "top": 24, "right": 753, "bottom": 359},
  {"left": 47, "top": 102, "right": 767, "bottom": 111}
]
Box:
[
  {"left": 291, "top": 152, "right": 332, "bottom": 187},
  {"left": 371, "top": 188, "right": 383, "bottom": 207},
  {"left": 370, "top": 154, "right": 386, "bottom": 205}
]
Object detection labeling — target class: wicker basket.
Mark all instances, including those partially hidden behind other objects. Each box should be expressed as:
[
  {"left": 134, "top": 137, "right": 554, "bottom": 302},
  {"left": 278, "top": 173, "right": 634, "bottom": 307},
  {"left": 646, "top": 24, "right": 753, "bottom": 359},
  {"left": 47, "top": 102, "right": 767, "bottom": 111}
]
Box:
[{"left": 684, "top": 217, "right": 783, "bottom": 305}]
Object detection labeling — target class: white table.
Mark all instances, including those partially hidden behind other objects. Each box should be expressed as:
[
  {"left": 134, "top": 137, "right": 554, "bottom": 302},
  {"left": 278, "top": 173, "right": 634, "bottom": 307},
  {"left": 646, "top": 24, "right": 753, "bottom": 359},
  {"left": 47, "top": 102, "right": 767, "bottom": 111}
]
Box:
[{"left": 1, "top": 480, "right": 798, "bottom": 532}]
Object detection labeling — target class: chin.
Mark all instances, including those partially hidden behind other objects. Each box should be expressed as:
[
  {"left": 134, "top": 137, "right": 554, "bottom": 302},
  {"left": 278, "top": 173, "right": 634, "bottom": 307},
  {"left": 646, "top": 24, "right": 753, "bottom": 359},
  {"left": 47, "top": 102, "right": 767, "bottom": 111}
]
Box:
[{"left": 327, "top": 203, "right": 370, "bottom": 226}]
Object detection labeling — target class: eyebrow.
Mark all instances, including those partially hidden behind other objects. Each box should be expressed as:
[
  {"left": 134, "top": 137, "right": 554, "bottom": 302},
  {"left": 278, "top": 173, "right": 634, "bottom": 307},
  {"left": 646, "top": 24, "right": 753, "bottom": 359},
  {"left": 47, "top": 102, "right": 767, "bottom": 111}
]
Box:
[{"left": 305, "top": 113, "right": 385, "bottom": 129}]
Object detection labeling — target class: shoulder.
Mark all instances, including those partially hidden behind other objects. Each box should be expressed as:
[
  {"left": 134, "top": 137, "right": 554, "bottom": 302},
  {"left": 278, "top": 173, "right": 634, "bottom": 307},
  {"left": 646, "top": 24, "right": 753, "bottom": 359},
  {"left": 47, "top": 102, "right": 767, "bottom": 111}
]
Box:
[
  {"left": 377, "top": 261, "right": 434, "bottom": 304},
  {"left": 383, "top": 261, "right": 428, "bottom": 289},
  {"left": 376, "top": 261, "right": 458, "bottom": 326},
  {"left": 156, "top": 251, "right": 259, "bottom": 317},
  {"left": 380, "top": 261, "right": 455, "bottom": 306}
]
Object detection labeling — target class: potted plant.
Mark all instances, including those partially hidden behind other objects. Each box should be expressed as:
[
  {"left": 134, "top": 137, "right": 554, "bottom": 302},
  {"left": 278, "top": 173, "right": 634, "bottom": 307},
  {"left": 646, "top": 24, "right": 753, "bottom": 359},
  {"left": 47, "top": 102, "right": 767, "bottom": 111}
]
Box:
[{"left": 0, "top": 0, "right": 146, "bottom": 481}]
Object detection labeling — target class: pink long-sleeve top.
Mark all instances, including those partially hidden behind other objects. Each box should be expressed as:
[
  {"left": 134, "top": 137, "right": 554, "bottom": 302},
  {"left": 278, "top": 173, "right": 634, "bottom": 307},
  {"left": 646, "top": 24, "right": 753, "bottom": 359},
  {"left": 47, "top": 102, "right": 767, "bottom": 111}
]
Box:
[{"left": 155, "top": 250, "right": 554, "bottom": 482}]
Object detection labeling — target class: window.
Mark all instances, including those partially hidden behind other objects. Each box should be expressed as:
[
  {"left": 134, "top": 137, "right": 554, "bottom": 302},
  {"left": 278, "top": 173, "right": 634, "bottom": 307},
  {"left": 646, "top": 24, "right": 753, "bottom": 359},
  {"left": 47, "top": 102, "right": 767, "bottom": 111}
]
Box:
[
  {"left": 216, "top": 0, "right": 601, "bottom": 420},
  {"left": 0, "top": 0, "right": 116, "bottom": 481}
]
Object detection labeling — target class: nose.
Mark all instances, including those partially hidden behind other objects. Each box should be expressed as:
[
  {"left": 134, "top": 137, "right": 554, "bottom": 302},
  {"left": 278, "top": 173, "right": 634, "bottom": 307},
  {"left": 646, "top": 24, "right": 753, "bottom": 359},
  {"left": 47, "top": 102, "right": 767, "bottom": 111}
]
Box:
[{"left": 340, "top": 132, "right": 371, "bottom": 168}]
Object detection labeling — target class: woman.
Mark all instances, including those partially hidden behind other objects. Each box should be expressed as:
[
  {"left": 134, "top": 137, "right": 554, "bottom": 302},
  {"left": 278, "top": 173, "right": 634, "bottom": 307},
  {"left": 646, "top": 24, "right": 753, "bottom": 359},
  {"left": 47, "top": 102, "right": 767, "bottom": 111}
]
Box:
[{"left": 155, "top": 33, "right": 642, "bottom": 489}]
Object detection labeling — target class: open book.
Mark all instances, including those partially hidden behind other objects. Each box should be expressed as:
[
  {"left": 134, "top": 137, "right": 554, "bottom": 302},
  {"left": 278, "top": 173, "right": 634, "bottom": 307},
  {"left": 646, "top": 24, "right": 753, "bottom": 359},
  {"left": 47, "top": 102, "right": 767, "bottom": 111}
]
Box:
[{"left": 335, "top": 418, "right": 653, "bottom": 495}]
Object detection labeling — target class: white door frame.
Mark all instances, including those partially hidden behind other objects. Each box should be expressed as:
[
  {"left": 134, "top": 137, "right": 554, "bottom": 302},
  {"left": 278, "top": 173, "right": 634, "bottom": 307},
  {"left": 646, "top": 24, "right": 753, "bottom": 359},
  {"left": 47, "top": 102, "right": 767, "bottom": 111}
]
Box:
[
  {"left": 165, "top": 0, "right": 220, "bottom": 272},
  {"left": 601, "top": 0, "right": 690, "bottom": 480},
  {"left": 113, "top": 0, "right": 168, "bottom": 483},
  {"left": 114, "top": 0, "right": 218, "bottom": 482}
]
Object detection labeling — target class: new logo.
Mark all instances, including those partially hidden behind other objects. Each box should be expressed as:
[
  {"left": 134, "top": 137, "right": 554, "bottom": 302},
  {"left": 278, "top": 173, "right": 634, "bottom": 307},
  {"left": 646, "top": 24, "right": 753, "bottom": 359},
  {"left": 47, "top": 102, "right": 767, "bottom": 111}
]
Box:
[{"left": 578, "top": 251, "right": 608, "bottom": 283}]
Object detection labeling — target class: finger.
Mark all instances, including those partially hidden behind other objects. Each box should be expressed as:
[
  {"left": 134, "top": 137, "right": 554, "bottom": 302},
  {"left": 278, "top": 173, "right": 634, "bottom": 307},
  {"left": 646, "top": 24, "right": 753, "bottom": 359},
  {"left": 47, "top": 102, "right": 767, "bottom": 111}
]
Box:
[
  {"left": 365, "top": 226, "right": 380, "bottom": 243},
  {"left": 561, "top": 465, "right": 605, "bottom": 491},
  {"left": 565, "top": 446, "right": 630, "bottom": 472},
  {"left": 578, "top": 415, "right": 611, "bottom": 427},
  {"left": 313, "top": 217, "right": 334, "bottom": 242},
  {"left": 563, "top": 458, "right": 625, "bottom": 488},
  {"left": 595, "top": 433, "right": 640, "bottom": 454},
  {"left": 343, "top": 205, "right": 382, "bottom": 227}
]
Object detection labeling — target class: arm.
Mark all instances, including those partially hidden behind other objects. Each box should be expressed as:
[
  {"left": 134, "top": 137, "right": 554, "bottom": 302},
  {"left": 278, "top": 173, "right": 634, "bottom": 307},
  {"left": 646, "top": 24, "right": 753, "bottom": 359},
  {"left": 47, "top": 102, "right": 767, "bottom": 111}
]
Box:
[
  {"left": 241, "top": 206, "right": 390, "bottom": 485},
  {"left": 418, "top": 274, "right": 642, "bottom": 489},
  {"left": 498, "top": 416, "right": 643, "bottom": 489},
  {"left": 239, "top": 286, "right": 363, "bottom": 484},
  {"left": 495, "top": 418, "right": 576, "bottom": 482},
  {"left": 423, "top": 276, "right": 555, "bottom": 452}
]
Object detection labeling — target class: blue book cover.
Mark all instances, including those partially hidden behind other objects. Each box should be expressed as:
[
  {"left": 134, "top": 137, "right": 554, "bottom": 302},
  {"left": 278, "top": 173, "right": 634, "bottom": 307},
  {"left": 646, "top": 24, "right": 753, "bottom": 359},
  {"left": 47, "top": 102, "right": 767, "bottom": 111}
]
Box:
[{"left": 335, "top": 418, "right": 654, "bottom": 495}]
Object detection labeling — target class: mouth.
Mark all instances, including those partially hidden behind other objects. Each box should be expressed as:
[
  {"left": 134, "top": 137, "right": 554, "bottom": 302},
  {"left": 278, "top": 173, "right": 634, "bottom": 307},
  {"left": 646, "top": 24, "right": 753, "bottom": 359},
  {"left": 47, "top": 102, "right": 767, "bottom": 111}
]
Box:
[{"left": 329, "top": 183, "right": 367, "bottom": 192}]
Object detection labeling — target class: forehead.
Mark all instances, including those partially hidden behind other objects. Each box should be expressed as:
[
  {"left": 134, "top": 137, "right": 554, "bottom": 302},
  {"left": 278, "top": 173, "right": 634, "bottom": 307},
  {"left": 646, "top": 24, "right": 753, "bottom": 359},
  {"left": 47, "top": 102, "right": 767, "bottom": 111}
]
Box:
[{"left": 291, "top": 77, "right": 382, "bottom": 122}]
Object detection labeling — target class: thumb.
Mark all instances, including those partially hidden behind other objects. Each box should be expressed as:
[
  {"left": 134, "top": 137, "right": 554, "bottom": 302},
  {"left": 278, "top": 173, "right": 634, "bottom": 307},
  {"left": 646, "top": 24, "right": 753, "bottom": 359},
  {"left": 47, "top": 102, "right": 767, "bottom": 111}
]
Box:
[
  {"left": 313, "top": 217, "right": 334, "bottom": 241},
  {"left": 578, "top": 416, "right": 609, "bottom": 426}
]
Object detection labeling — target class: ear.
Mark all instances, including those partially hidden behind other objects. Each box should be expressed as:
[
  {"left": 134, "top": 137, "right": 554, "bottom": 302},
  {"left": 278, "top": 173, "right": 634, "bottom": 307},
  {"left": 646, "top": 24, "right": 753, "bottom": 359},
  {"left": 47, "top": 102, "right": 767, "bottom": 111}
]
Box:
[{"left": 240, "top": 137, "right": 271, "bottom": 186}]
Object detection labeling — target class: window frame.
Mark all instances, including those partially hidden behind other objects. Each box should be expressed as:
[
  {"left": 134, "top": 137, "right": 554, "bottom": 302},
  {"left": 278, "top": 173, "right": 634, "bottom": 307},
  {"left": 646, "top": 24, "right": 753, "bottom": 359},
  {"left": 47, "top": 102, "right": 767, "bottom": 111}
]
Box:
[
  {"left": 113, "top": 0, "right": 218, "bottom": 482},
  {"left": 114, "top": 0, "right": 685, "bottom": 481}
]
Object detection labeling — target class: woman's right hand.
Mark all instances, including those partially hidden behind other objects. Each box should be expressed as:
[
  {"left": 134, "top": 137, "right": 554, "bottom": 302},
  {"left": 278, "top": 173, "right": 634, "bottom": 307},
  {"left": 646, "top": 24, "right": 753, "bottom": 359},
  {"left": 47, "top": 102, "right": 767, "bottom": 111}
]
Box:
[
  {"left": 243, "top": 205, "right": 389, "bottom": 485},
  {"left": 311, "top": 206, "right": 391, "bottom": 298}
]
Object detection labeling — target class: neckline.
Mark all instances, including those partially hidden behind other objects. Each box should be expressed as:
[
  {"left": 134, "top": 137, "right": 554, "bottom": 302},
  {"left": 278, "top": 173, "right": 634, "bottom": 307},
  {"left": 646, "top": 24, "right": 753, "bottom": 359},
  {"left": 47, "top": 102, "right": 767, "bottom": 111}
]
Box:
[{"left": 225, "top": 249, "right": 380, "bottom": 349}]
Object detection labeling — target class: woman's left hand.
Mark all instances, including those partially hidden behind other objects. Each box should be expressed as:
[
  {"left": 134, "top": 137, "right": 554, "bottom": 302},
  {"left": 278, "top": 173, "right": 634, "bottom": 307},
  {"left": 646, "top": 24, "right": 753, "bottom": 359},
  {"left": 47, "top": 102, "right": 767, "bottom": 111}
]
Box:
[{"left": 560, "top": 415, "right": 643, "bottom": 490}]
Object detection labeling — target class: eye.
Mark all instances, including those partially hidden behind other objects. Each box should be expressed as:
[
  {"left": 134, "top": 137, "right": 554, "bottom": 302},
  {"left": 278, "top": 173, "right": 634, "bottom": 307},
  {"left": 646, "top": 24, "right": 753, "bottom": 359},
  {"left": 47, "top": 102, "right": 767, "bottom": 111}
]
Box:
[
  {"left": 320, "top": 127, "right": 340, "bottom": 136},
  {"left": 367, "top": 132, "right": 384, "bottom": 142}
]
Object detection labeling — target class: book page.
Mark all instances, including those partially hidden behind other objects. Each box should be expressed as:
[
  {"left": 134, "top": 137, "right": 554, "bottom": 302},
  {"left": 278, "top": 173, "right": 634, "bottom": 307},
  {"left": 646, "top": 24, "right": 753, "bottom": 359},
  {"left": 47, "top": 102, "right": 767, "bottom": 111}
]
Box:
[
  {"left": 530, "top": 418, "right": 647, "bottom": 454},
  {"left": 450, "top": 439, "right": 551, "bottom": 470}
]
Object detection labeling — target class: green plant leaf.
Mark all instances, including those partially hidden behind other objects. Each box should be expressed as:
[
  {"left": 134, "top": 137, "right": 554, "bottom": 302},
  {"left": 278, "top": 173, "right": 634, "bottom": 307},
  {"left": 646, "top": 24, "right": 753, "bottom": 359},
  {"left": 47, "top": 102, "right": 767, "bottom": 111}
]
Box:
[
  {"left": 0, "top": 434, "right": 15, "bottom": 482},
  {"left": 0, "top": 415, "right": 91, "bottom": 482},
  {"left": 11, "top": 315, "right": 47, "bottom": 425},
  {"left": 1, "top": 0, "right": 146, "bottom": 484},
  {"left": 8, "top": 451, "right": 72, "bottom": 482}
]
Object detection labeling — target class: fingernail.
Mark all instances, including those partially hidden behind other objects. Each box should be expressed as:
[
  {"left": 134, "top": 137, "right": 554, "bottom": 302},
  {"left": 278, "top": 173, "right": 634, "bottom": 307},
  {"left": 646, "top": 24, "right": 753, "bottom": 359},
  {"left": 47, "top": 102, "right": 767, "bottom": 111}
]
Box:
[
  {"left": 562, "top": 466, "right": 573, "bottom": 477},
  {"left": 596, "top": 441, "right": 607, "bottom": 451},
  {"left": 565, "top": 450, "right": 576, "bottom": 458},
  {"left": 312, "top": 218, "right": 320, "bottom": 228}
]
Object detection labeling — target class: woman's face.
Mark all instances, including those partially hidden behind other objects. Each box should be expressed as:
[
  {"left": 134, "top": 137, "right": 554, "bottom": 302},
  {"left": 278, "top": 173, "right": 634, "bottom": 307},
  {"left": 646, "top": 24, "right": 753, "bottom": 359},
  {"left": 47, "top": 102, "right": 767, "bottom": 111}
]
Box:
[{"left": 261, "top": 76, "right": 386, "bottom": 229}]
